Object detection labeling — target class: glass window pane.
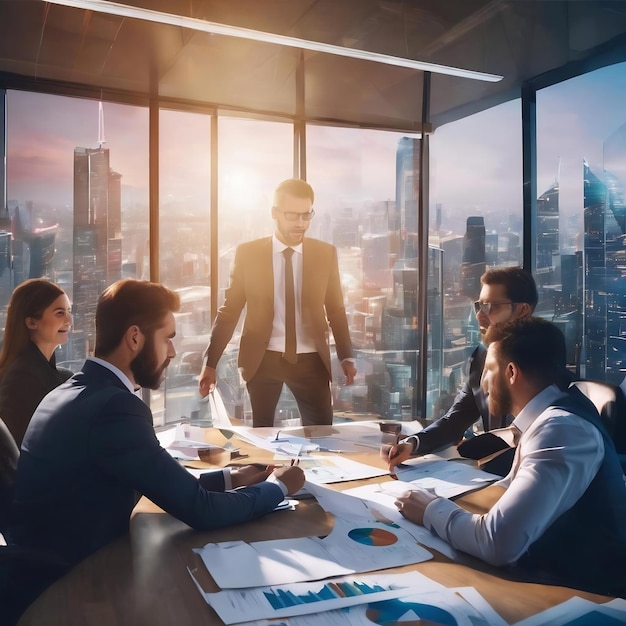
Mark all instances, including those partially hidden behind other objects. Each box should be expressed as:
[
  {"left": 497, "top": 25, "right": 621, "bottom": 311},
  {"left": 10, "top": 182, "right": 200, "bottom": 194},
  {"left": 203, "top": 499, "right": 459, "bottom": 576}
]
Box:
[
  {"left": 157, "top": 109, "right": 212, "bottom": 426},
  {"left": 306, "top": 125, "right": 421, "bottom": 421},
  {"left": 5, "top": 91, "right": 148, "bottom": 370},
  {"left": 215, "top": 117, "right": 293, "bottom": 423},
  {"left": 429, "top": 100, "right": 522, "bottom": 422},
  {"left": 537, "top": 62, "right": 626, "bottom": 384}
]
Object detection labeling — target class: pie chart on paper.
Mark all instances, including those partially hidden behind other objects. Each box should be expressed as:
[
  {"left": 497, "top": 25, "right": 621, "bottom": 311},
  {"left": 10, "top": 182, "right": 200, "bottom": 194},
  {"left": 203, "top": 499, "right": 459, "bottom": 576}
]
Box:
[
  {"left": 365, "top": 598, "right": 458, "bottom": 626},
  {"left": 347, "top": 527, "right": 398, "bottom": 547}
]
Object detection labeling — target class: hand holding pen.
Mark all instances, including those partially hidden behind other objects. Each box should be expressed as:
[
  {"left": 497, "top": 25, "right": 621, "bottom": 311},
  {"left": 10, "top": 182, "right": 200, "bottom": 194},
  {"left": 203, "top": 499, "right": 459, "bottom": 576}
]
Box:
[
  {"left": 290, "top": 444, "right": 303, "bottom": 466},
  {"left": 380, "top": 438, "right": 414, "bottom": 474},
  {"left": 271, "top": 465, "right": 305, "bottom": 495}
]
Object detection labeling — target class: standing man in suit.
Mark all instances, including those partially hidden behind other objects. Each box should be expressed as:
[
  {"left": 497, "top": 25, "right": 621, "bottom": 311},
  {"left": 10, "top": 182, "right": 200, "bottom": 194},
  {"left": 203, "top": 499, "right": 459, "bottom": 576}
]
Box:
[
  {"left": 383, "top": 267, "right": 537, "bottom": 470},
  {"left": 199, "top": 179, "right": 357, "bottom": 427},
  {"left": 10, "top": 279, "right": 304, "bottom": 581}
]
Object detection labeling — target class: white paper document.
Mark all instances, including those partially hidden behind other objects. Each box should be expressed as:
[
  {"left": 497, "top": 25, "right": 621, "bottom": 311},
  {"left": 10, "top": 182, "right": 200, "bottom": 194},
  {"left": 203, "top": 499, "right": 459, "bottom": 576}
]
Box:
[
  {"left": 243, "top": 421, "right": 398, "bottom": 453},
  {"left": 292, "top": 456, "right": 388, "bottom": 484},
  {"left": 208, "top": 388, "right": 232, "bottom": 428},
  {"left": 306, "top": 481, "right": 457, "bottom": 560},
  {"left": 195, "top": 516, "right": 432, "bottom": 589},
  {"left": 155, "top": 423, "right": 223, "bottom": 460},
  {"left": 513, "top": 596, "right": 626, "bottom": 626},
  {"left": 189, "top": 571, "right": 443, "bottom": 625},
  {"left": 230, "top": 584, "right": 500, "bottom": 626},
  {"left": 394, "top": 458, "right": 500, "bottom": 498},
  {"left": 449, "top": 586, "right": 509, "bottom": 626}
]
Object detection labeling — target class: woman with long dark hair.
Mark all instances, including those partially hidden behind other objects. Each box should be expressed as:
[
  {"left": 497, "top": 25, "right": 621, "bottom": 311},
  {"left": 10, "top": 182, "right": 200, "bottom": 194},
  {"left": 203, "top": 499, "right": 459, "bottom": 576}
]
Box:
[{"left": 0, "top": 279, "right": 73, "bottom": 446}]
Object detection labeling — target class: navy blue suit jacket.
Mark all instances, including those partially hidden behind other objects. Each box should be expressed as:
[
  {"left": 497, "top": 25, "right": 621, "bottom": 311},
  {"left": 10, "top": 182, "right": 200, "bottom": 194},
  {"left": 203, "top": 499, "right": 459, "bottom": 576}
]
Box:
[
  {"left": 10, "top": 360, "right": 283, "bottom": 572},
  {"left": 417, "top": 344, "right": 491, "bottom": 454}
]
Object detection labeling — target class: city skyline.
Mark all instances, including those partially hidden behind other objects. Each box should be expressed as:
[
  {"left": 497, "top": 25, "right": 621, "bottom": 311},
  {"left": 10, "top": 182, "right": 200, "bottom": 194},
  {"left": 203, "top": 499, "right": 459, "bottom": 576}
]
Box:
[
  {"left": 6, "top": 61, "right": 626, "bottom": 232},
  {"left": 2, "top": 62, "right": 626, "bottom": 418}
]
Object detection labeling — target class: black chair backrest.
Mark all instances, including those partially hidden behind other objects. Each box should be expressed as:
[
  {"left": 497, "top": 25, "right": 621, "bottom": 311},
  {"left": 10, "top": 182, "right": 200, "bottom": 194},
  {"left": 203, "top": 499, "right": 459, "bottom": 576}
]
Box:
[
  {"left": 0, "top": 417, "right": 19, "bottom": 535},
  {"left": 0, "top": 544, "right": 69, "bottom": 626},
  {"left": 570, "top": 380, "right": 626, "bottom": 454}
]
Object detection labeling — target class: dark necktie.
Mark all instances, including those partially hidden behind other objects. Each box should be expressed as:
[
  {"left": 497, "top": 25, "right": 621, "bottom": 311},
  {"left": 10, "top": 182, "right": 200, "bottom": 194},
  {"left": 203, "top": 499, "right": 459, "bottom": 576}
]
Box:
[{"left": 283, "top": 247, "right": 297, "bottom": 364}]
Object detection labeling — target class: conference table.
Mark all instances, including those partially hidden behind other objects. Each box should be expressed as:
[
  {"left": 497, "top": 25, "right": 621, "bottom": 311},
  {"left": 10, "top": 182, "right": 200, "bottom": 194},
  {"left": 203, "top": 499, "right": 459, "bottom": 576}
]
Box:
[{"left": 18, "top": 426, "right": 612, "bottom": 626}]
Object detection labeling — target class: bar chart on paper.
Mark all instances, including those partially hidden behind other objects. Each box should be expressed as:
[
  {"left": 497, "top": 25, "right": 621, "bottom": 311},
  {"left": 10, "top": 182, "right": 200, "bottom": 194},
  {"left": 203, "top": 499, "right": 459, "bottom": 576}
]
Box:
[
  {"left": 263, "top": 579, "right": 387, "bottom": 609},
  {"left": 191, "top": 571, "right": 450, "bottom": 624}
]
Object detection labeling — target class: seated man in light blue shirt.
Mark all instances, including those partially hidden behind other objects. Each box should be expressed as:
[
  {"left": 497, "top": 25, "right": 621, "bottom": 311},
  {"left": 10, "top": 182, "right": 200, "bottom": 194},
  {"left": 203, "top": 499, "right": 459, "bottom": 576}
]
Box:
[{"left": 395, "top": 317, "right": 626, "bottom": 597}]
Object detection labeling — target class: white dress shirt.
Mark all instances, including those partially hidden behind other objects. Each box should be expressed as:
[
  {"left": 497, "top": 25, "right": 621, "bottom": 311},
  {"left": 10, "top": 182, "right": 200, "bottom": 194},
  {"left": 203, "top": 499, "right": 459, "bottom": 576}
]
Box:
[
  {"left": 267, "top": 235, "right": 316, "bottom": 355},
  {"left": 423, "top": 384, "right": 605, "bottom": 566}
]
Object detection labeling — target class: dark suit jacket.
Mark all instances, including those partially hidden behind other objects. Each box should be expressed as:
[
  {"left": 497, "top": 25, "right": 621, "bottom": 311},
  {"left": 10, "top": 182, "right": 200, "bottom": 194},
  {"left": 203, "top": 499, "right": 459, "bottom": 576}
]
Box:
[
  {"left": 9, "top": 360, "right": 283, "bottom": 572},
  {"left": 417, "top": 344, "right": 490, "bottom": 455},
  {"left": 0, "top": 341, "right": 73, "bottom": 447},
  {"left": 418, "top": 343, "right": 575, "bottom": 459},
  {"left": 205, "top": 236, "right": 353, "bottom": 381}
]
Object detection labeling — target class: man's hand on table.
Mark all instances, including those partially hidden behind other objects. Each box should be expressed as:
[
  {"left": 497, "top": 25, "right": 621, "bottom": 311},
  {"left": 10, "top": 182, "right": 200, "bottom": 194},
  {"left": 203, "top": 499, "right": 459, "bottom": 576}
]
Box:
[
  {"left": 271, "top": 466, "right": 306, "bottom": 495},
  {"left": 395, "top": 488, "right": 439, "bottom": 525}
]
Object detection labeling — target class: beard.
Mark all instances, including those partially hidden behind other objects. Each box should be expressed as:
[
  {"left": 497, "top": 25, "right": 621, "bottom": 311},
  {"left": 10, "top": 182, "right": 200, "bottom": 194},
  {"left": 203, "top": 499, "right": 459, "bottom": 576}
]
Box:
[
  {"left": 130, "top": 334, "right": 170, "bottom": 390},
  {"left": 488, "top": 372, "right": 513, "bottom": 420}
]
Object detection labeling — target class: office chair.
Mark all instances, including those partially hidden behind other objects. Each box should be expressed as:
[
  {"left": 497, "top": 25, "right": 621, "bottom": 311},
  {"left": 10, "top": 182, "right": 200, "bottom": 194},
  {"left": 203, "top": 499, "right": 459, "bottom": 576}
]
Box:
[
  {"left": 0, "top": 417, "right": 19, "bottom": 537},
  {"left": 0, "top": 544, "right": 69, "bottom": 626},
  {"left": 570, "top": 380, "right": 626, "bottom": 469},
  {"left": 0, "top": 419, "right": 70, "bottom": 625}
]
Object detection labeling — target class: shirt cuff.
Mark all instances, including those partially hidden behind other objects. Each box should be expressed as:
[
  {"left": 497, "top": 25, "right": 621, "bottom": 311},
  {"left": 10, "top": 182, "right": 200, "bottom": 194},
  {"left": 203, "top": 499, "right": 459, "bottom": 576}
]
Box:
[
  {"left": 423, "top": 496, "right": 460, "bottom": 535},
  {"left": 401, "top": 435, "right": 420, "bottom": 454},
  {"left": 222, "top": 467, "right": 232, "bottom": 490},
  {"left": 265, "top": 473, "right": 289, "bottom": 497}
]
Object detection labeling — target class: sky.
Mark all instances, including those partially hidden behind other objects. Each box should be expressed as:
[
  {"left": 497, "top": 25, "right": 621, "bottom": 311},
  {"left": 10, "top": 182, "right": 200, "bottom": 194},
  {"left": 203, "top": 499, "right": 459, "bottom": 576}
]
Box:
[{"left": 6, "top": 61, "right": 626, "bottom": 240}]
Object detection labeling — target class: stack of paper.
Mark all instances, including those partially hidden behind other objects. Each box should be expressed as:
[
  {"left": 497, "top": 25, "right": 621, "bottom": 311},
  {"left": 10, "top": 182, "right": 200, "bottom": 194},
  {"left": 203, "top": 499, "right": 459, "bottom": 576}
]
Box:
[
  {"left": 512, "top": 596, "right": 626, "bottom": 626},
  {"left": 194, "top": 517, "right": 433, "bottom": 589},
  {"left": 189, "top": 568, "right": 505, "bottom": 625}
]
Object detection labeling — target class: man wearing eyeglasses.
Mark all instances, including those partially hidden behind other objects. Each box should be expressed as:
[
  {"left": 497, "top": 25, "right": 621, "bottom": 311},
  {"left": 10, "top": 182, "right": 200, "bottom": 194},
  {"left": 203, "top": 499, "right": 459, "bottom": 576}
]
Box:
[
  {"left": 384, "top": 267, "right": 537, "bottom": 471},
  {"left": 199, "top": 178, "right": 356, "bottom": 427}
]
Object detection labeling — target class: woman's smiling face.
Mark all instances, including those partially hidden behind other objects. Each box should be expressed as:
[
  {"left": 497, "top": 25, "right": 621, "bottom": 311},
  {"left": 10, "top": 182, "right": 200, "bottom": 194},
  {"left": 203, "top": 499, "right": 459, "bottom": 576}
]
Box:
[{"left": 27, "top": 293, "right": 72, "bottom": 351}]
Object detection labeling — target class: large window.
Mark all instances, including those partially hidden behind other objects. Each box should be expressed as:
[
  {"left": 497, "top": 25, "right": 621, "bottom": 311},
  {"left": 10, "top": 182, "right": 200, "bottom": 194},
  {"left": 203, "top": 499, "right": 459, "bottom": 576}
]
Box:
[
  {"left": 157, "top": 109, "right": 212, "bottom": 426},
  {"left": 4, "top": 91, "right": 149, "bottom": 368},
  {"left": 429, "top": 100, "right": 523, "bottom": 420},
  {"left": 306, "top": 125, "right": 422, "bottom": 421},
  {"left": 536, "top": 62, "right": 626, "bottom": 385},
  {"left": 4, "top": 63, "right": 623, "bottom": 431},
  {"left": 215, "top": 116, "right": 293, "bottom": 423}
]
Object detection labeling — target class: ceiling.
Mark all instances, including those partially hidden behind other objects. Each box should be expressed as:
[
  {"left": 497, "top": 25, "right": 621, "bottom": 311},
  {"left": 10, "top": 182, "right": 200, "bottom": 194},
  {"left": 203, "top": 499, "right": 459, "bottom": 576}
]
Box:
[{"left": 1, "top": 0, "right": 626, "bottom": 131}]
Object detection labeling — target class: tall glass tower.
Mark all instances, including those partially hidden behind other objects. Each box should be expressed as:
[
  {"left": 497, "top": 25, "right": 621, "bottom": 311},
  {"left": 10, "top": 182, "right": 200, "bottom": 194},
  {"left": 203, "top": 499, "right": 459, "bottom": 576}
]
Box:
[
  {"left": 72, "top": 146, "right": 122, "bottom": 358},
  {"left": 583, "top": 158, "right": 626, "bottom": 383}
]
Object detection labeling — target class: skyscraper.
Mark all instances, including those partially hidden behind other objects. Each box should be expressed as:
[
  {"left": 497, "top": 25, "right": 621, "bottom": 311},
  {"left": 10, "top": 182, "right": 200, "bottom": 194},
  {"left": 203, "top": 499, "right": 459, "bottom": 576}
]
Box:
[
  {"left": 459, "top": 216, "right": 486, "bottom": 299},
  {"left": 72, "top": 122, "right": 122, "bottom": 357},
  {"left": 536, "top": 180, "right": 560, "bottom": 288},
  {"left": 582, "top": 160, "right": 626, "bottom": 383}
]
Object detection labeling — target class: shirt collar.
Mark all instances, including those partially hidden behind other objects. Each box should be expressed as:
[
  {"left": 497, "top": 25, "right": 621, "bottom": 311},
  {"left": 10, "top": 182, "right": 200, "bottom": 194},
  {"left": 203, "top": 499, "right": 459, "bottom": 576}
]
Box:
[
  {"left": 513, "top": 384, "right": 564, "bottom": 433},
  {"left": 87, "top": 356, "right": 137, "bottom": 393},
  {"left": 272, "top": 234, "right": 303, "bottom": 255}
]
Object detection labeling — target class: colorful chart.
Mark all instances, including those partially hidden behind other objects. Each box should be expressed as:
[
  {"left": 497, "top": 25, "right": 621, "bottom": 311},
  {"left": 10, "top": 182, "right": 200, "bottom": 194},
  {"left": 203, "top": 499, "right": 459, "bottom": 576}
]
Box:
[
  {"left": 348, "top": 527, "right": 398, "bottom": 547},
  {"left": 365, "top": 598, "right": 458, "bottom": 626}
]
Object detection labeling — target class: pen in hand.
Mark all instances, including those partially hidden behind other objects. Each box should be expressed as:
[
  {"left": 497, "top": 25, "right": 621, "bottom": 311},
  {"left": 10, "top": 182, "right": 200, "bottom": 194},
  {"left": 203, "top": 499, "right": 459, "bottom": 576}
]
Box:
[
  {"left": 290, "top": 444, "right": 303, "bottom": 466},
  {"left": 388, "top": 447, "right": 401, "bottom": 480}
]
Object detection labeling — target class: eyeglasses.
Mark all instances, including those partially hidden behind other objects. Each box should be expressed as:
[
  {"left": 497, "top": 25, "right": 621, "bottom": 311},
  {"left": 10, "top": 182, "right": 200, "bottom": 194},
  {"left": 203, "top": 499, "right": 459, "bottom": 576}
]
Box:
[
  {"left": 275, "top": 209, "right": 315, "bottom": 222},
  {"left": 473, "top": 300, "right": 517, "bottom": 315}
]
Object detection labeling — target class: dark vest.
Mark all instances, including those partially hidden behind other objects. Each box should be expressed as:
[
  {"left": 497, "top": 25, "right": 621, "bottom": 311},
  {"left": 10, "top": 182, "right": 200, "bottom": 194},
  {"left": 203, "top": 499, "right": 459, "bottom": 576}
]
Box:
[{"left": 517, "top": 388, "right": 626, "bottom": 597}]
